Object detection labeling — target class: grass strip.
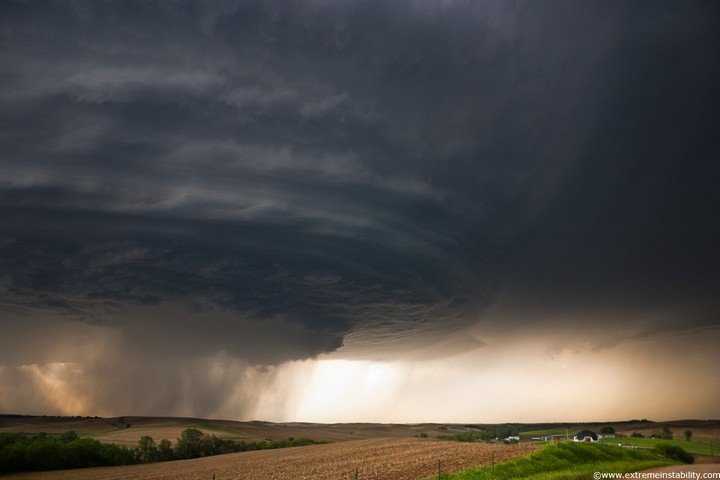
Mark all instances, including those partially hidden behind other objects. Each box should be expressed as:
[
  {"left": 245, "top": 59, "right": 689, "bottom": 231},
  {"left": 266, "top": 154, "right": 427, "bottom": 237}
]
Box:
[
  {"left": 600, "top": 436, "right": 718, "bottom": 457},
  {"left": 441, "top": 442, "right": 676, "bottom": 480}
]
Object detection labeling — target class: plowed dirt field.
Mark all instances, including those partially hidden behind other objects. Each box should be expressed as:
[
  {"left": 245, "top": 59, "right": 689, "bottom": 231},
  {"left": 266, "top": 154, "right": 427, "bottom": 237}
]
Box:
[{"left": 6, "top": 438, "right": 535, "bottom": 480}]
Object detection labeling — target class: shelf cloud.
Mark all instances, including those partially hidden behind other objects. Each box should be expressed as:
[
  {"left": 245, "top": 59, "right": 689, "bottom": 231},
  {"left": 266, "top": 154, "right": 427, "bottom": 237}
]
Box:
[{"left": 1, "top": 0, "right": 718, "bottom": 421}]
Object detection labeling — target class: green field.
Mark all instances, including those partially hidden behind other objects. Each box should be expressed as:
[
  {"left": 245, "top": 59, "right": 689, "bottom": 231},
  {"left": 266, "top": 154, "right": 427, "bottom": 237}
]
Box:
[
  {"left": 519, "top": 429, "right": 568, "bottom": 437},
  {"left": 182, "top": 422, "right": 241, "bottom": 434},
  {"left": 601, "top": 436, "right": 719, "bottom": 456},
  {"left": 440, "top": 442, "right": 676, "bottom": 480}
]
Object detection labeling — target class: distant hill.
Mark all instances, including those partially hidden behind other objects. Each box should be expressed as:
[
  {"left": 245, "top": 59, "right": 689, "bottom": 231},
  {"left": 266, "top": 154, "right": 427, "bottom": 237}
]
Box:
[{"left": 1, "top": 415, "right": 718, "bottom": 446}]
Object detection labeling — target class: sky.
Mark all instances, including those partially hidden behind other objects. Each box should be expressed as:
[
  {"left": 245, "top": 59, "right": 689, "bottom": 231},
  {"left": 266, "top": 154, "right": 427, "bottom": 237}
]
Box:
[{"left": 1, "top": 0, "right": 719, "bottom": 424}]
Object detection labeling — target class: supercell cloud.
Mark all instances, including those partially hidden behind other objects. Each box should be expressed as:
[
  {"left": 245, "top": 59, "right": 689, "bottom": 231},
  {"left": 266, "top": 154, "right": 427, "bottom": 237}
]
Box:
[{"left": 1, "top": 1, "right": 719, "bottom": 420}]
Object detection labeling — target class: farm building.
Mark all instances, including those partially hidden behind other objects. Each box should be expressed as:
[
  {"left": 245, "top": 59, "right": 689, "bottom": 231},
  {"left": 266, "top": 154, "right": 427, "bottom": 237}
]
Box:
[
  {"left": 531, "top": 434, "right": 565, "bottom": 442},
  {"left": 573, "top": 430, "right": 599, "bottom": 442}
]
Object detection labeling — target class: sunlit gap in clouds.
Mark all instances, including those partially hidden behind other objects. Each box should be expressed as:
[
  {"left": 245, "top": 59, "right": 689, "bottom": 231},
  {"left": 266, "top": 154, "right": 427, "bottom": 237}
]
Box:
[
  {"left": 254, "top": 359, "right": 405, "bottom": 423},
  {"left": 251, "top": 325, "right": 720, "bottom": 424}
]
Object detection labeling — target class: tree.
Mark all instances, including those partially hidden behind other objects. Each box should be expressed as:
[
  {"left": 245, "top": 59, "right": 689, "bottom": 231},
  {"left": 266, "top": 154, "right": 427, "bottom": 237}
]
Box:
[
  {"left": 600, "top": 426, "right": 616, "bottom": 435},
  {"left": 684, "top": 430, "right": 693, "bottom": 441},
  {"left": 157, "top": 439, "right": 174, "bottom": 462},
  {"left": 661, "top": 427, "right": 673, "bottom": 440},
  {"left": 653, "top": 444, "right": 694, "bottom": 464},
  {"left": 137, "top": 436, "right": 157, "bottom": 463},
  {"left": 175, "top": 429, "right": 205, "bottom": 459}
]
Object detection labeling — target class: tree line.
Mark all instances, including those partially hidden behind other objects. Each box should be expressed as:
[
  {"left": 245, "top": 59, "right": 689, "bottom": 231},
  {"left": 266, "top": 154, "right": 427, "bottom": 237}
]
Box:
[
  {"left": 0, "top": 431, "right": 136, "bottom": 473},
  {"left": 435, "top": 427, "right": 520, "bottom": 443},
  {"left": 0, "top": 428, "right": 325, "bottom": 474}
]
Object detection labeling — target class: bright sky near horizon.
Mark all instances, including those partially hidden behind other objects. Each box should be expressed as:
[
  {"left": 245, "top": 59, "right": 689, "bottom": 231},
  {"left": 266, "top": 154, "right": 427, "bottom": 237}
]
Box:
[{"left": 1, "top": 0, "right": 719, "bottom": 422}]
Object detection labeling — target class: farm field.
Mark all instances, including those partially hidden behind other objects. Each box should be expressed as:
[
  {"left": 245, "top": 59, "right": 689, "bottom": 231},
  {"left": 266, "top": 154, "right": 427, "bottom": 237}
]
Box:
[
  {"left": 2, "top": 438, "right": 535, "bottom": 480},
  {"left": 2, "top": 416, "right": 718, "bottom": 479}
]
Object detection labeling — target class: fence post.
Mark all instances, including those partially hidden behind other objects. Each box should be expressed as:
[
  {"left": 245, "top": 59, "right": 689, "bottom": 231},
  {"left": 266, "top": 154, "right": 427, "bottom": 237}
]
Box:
[
  {"left": 438, "top": 459, "right": 441, "bottom": 479},
  {"left": 355, "top": 466, "right": 358, "bottom": 480}
]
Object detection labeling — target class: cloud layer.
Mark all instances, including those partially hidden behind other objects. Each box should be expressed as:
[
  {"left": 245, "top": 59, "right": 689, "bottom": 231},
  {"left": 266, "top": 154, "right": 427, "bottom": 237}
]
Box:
[{"left": 1, "top": 0, "right": 718, "bottom": 419}]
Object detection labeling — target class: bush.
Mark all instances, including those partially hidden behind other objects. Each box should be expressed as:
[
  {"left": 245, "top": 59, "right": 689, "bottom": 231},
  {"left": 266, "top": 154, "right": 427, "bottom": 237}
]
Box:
[{"left": 653, "top": 444, "right": 694, "bottom": 464}]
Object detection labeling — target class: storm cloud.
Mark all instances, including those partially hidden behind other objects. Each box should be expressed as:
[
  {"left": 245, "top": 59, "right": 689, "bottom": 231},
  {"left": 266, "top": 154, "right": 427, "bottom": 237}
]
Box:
[{"left": 1, "top": 0, "right": 719, "bottom": 419}]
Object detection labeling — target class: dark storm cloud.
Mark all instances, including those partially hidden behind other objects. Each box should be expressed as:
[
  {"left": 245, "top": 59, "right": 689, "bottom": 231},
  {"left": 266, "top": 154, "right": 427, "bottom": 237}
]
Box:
[
  {"left": 488, "top": 1, "right": 720, "bottom": 335},
  {"left": 1, "top": 0, "right": 719, "bottom": 382}
]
